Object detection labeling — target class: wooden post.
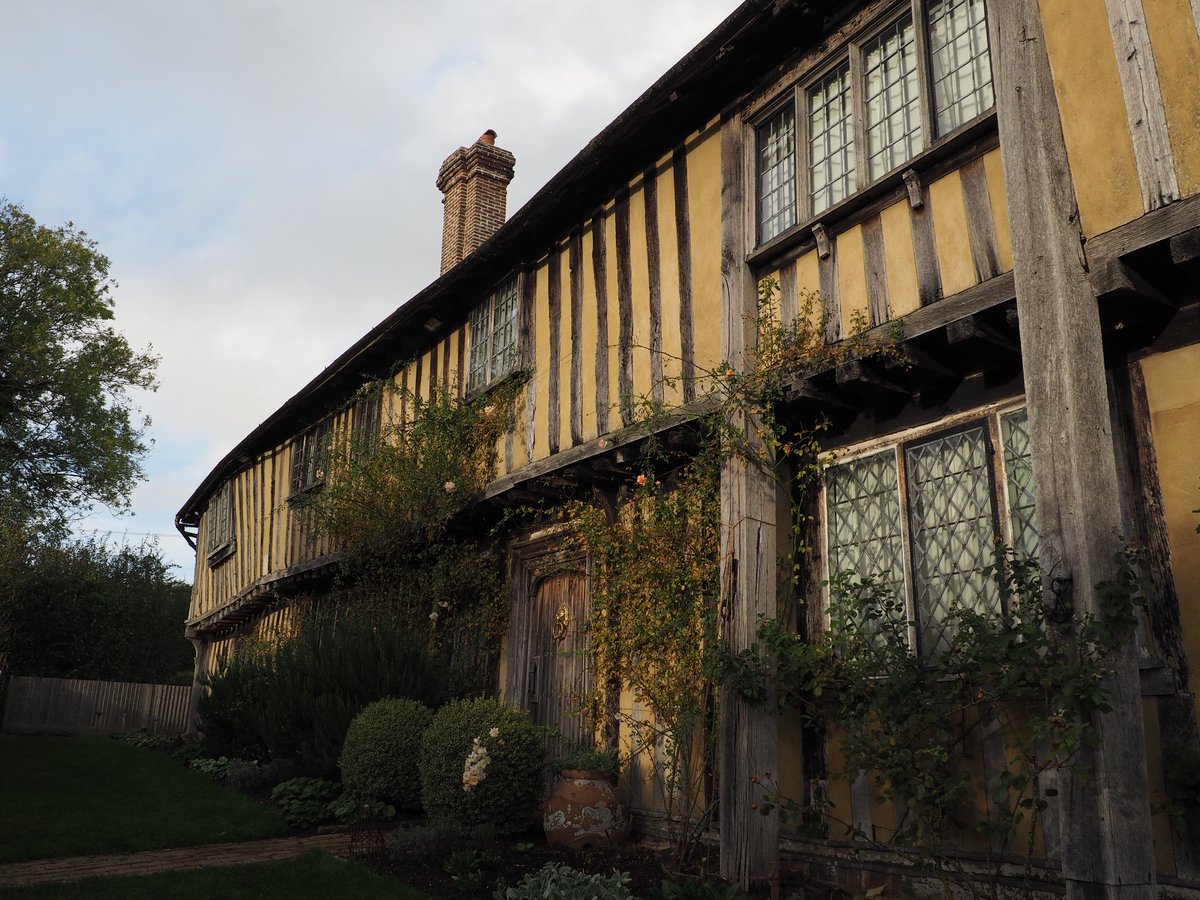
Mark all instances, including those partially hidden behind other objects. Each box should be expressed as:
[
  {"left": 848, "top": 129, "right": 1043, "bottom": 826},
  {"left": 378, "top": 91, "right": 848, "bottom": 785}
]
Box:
[
  {"left": 185, "top": 635, "right": 211, "bottom": 737},
  {"left": 718, "top": 110, "right": 780, "bottom": 888},
  {"left": 988, "top": 3, "right": 1156, "bottom": 897}
]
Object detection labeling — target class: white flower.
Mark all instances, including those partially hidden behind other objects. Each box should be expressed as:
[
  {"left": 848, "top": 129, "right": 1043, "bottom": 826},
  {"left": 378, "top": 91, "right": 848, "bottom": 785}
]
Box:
[
  {"left": 429, "top": 611, "right": 439, "bottom": 621},
  {"left": 443, "top": 481, "right": 456, "bottom": 492},
  {"left": 488, "top": 727, "right": 500, "bottom": 738}
]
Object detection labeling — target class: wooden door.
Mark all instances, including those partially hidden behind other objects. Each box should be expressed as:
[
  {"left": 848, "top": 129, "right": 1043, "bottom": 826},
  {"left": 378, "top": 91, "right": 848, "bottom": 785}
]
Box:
[{"left": 524, "top": 573, "right": 592, "bottom": 748}]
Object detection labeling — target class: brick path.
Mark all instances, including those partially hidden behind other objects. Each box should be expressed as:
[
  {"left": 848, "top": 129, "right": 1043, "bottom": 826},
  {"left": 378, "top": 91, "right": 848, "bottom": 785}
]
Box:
[{"left": 0, "top": 832, "right": 352, "bottom": 889}]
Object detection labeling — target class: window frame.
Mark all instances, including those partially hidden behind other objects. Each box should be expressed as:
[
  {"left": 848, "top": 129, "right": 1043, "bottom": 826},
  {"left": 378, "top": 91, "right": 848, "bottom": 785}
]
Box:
[
  {"left": 820, "top": 402, "right": 1034, "bottom": 656},
  {"left": 752, "top": 0, "right": 994, "bottom": 247},
  {"left": 289, "top": 418, "right": 331, "bottom": 500},
  {"left": 467, "top": 275, "right": 521, "bottom": 395},
  {"left": 205, "top": 481, "right": 235, "bottom": 567}
]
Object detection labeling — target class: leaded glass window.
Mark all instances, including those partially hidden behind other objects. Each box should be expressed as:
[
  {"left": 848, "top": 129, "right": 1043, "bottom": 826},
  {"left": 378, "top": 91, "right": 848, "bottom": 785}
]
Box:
[
  {"left": 826, "top": 450, "right": 906, "bottom": 597},
  {"left": 752, "top": 1, "right": 995, "bottom": 248},
  {"left": 823, "top": 409, "right": 1039, "bottom": 657},
  {"left": 863, "top": 16, "right": 922, "bottom": 181},
  {"left": 1001, "top": 408, "right": 1039, "bottom": 560},
  {"left": 758, "top": 106, "right": 797, "bottom": 243},
  {"left": 291, "top": 420, "right": 330, "bottom": 495},
  {"left": 809, "top": 62, "right": 855, "bottom": 215},
  {"left": 905, "top": 426, "right": 1001, "bottom": 655},
  {"left": 468, "top": 276, "right": 520, "bottom": 393},
  {"left": 206, "top": 482, "right": 232, "bottom": 551},
  {"left": 927, "top": 0, "right": 994, "bottom": 137}
]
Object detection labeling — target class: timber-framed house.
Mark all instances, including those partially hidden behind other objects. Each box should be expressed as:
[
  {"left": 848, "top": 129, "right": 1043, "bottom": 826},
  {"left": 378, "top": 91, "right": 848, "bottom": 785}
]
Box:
[{"left": 177, "top": 1, "right": 1200, "bottom": 894}]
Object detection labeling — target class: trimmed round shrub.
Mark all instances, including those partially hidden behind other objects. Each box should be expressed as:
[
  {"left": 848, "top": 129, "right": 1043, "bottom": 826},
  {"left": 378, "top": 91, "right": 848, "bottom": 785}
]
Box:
[
  {"left": 339, "top": 697, "right": 433, "bottom": 810},
  {"left": 418, "top": 698, "right": 546, "bottom": 834}
]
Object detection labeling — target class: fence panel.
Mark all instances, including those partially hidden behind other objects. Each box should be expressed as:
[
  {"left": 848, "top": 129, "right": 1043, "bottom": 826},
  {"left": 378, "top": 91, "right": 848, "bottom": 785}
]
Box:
[{"left": 0, "top": 675, "right": 190, "bottom": 735}]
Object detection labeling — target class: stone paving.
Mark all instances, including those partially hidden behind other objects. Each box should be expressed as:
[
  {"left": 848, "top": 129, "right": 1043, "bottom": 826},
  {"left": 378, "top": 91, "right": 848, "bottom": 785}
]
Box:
[{"left": 0, "top": 832, "right": 352, "bottom": 889}]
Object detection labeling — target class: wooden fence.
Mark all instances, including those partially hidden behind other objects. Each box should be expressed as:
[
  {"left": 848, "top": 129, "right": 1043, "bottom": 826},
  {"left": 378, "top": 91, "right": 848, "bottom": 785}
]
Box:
[{"left": 0, "top": 675, "right": 190, "bottom": 735}]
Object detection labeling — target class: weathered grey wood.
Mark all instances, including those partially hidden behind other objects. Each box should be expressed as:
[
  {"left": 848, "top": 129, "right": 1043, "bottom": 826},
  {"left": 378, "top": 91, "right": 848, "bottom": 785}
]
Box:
[
  {"left": 457, "top": 326, "right": 466, "bottom": 397},
  {"left": 909, "top": 185, "right": 942, "bottom": 306},
  {"left": 779, "top": 259, "right": 798, "bottom": 330},
  {"left": 1102, "top": 0, "right": 1179, "bottom": 211},
  {"left": 718, "top": 110, "right": 780, "bottom": 889},
  {"left": 849, "top": 765, "right": 873, "bottom": 842},
  {"left": 1193, "top": 0, "right": 1200, "bottom": 42},
  {"left": 590, "top": 215, "right": 612, "bottom": 434},
  {"left": 547, "top": 251, "right": 562, "bottom": 455},
  {"left": 1108, "top": 360, "right": 1200, "bottom": 876},
  {"left": 644, "top": 167, "right": 665, "bottom": 407},
  {"left": 673, "top": 147, "right": 697, "bottom": 403},
  {"left": 442, "top": 335, "right": 451, "bottom": 389},
  {"left": 615, "top": 191, "right": 635, "bottom": 426},
  {"left": 1170, "top": 226, "right": 1200, "bottom": 266},
  {"left": 569, "top": 230, "right": 584, "bottom": 446},
  {"left": 990, "top": 4, "right": 1156, "bottom": 897},
  {"left": 861, "top": 215, "right": 889, "bottom": 326},
  {"left": 902, "top": 168, "right": 923, "bottom": 209},
  {"left": 812, "top": 223, "right": 831, "bottom": 259},
  {"left": 818, "top": 237, "right": 840, "bottom": 343},
  {"left": 520, "top": 271, "right": 536, "bottom": 460},
  {"left": 2, "top": 676, "right": 190, "bottom": 736},
  {"left": 960, "top": 157, "right": 1001, "bottom": 283},
  {"left": 413, "top": 353, "right": 423, "bottom": 405},
  {"left": 1086, "top": 192, "right": 1200, "bottom": 261}
]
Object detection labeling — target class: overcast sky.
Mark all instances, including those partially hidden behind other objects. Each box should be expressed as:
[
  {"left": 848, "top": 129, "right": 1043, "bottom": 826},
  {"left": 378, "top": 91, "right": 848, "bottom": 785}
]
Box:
[{"left": 1, "top": 1, "right": 737, "bottom": 582}]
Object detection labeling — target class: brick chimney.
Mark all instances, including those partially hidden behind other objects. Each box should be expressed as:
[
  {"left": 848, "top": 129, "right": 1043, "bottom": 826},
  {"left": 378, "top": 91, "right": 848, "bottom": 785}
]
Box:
[{"left": 436, "top": 129, "right": 516, "bottom": 275}]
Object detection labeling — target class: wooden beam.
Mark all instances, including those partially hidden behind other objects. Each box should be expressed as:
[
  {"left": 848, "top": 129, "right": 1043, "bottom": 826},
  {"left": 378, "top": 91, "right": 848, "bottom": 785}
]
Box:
[
  {"left": 548, "top": 251, "right": 562, "bottom": 456},
  {"left": 990, "top": 3, "right": 1156, "bottom": 897},
  {"left": 644, "top": 167, "right": 665, "bottom": 407},
  {"left": 590, "top": 216, "right": 611, "bottom": 435},
  {"left": 1085, "top": 191, "right": 1200, "bottom": 261},
  {"left": 1169, "top": 226, "right": 1200, "bottom": 267},
  {"left": 1089, "top": 258, "right": 1173, "bottom": 312},
  {"left": 673, "top": 146, "right": 697, "bottom": 404},
  {"left": 718, "top": 110, "right": 779, "bottom": 889}
]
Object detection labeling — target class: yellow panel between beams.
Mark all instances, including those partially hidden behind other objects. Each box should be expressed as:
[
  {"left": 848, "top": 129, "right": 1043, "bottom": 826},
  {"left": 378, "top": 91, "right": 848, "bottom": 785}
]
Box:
[
  {"left": 837, "top": 224, "right": 869, "bottom": 337},
  {"left": 879, "top": 198, "right": 920, "bottom": 318},
  {"left": 580, "top": 228, "right": 600, "bottom": 442},
  {"left": 533, "top": 262, "right": 551, "bottom": 462},
  {"left": 657, "top": 167, "right": 685, "bottom": 410},
  {"left": 627, "top": 185, "right": 653, "bottom": 409},
  {"left": 1142, "top": 0, "right": 1200, "bottom": 199},
  {"left": 981, "top": 150, "right": 1013, "bottom": 273},
  {"left": 686, "top": 133, "right": 724, "bottom": 383},
  {"left": 928, "top": 171, "right": 975, "bottom": 297}
]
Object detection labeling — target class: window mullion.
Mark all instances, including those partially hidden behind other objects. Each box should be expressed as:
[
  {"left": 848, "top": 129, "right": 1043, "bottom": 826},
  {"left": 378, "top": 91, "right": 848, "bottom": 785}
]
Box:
[
  {"left": 894, "top": 445, "right": 920, "bottom": 654},
  {"left": 485, "top": 293, "right": 496, "bottom": 384},
  {"left": 793, "top": 89, "right": 809, "bottom": 223},
  {"left": 911, "top": 0, "right": 935, "bottom": 151},
  {"left": 848, "top": 41, "right": 868, "bottom": 194}
]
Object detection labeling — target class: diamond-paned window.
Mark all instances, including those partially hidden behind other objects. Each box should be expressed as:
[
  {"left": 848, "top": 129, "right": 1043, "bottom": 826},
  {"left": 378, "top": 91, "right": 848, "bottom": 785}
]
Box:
[
  {"left": 824, "top": 408, "right": 1039, "bottom": 657},
  {"left": 826, "top": 450, "right": 906, "bottom": 597},
  {"left": 468, "top": 276, "right": 520, "bottom": 393},
  {"left": 905, "top": 426, "right": 1001, "bottom": 655},
  {"left": 1001, "top": 408, "right": 1039, "bottom": 561}
]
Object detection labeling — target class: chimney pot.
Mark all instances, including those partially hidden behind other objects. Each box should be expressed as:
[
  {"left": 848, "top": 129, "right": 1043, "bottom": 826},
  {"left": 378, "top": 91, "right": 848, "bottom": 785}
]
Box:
[{"left": 479, "top": 129, "right": 497, "bottom": 146}]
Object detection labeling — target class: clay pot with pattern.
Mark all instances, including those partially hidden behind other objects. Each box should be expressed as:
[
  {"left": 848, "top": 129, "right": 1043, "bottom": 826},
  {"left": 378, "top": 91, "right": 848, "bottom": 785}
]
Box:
[{"left": 542, "top": 769, "right": 631, "bottom": 850}]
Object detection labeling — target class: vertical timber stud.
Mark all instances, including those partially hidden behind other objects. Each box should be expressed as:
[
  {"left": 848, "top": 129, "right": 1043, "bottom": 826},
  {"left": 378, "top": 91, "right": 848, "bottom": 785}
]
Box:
[
  {"left": 185, "top": 635, "right": 211, "bottom": 736},
  {"left": 718, "top": 110, "right": 779, "bottom": 888},
  {"left": 988, "top": 4, "right": 1156, "bottom": 898}
]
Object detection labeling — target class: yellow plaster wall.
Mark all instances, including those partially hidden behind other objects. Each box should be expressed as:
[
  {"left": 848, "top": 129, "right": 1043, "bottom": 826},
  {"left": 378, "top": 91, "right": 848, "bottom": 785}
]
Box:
[
  {"left": 879, "top": 200, "right": 921, "bottom": 318},
  {"left": 557, "top": 246, "right": 574, "bottom": 453},
  {"left": 687, "top": 132, "right": 724, "bottom": 378},
  {"left": 657, "top": 166, "right": 686, "bottom": 409},
  {"left": 1038, "top": 0, "right": 1143, "bottom": 237},
  {"left": 928, "top": 171, "right": 975, "bottom": 297},
  {"left": 794, "top": 250, "right": 822, "bottom": 332},
  {"left": 604, "top": 208, "right": 622, "bottom": 428},
  {"left": 1142, "top": 0, "right": 1200, "bottom": 199},
  {"left": 627, "top": 184, "right": 653, "bottom": 405},
  {"left": 580, "top": 228, "right": 600, "bottom": 442},
  {"left": 1140, "top": 344, "right": 1200, "bottom": 700},
  {"left": 981, "top": 149, "right": 1014, "bottom": 273},
  {"left": 533, "top": 260, "right": 551, "bottom": 462},
  {"left": 837, "top": 225, "right": 869, "bottom": 335}
]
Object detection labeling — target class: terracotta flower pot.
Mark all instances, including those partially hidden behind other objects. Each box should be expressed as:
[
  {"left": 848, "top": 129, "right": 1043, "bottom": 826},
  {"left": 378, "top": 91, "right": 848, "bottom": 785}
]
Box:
[{"left": 542, "top": 768, "right": 631, "bottom": 850}]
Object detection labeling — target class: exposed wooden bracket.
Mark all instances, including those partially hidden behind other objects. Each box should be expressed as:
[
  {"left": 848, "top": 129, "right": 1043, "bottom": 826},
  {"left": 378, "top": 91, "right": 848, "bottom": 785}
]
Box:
[
  {"left": 1170, "top": 226, "right": 1200, "bottom": 267},
  {"left": 1089, "top": 258, "right": 1174, "bottom": 311},
  {"left": 892, "top": 344, "right": 958, "bottom": 380},
  {"left": 812, "top": 223, "right": 831, "bottom": 259},
  {"left": 835, "top": 359, "right": 910, "bottom": 395},
  {"left": 902, "top": 169, "right": 924, "bottom": 208},
  {"left": 785, "top": 378, "right": 856, "bottom": 410},
  {"left": 946, "top": 314, "right": 1018, "bottom": 353},
  {"left": 1139, "top": 663, "right": 1177, "bottom": 697}
]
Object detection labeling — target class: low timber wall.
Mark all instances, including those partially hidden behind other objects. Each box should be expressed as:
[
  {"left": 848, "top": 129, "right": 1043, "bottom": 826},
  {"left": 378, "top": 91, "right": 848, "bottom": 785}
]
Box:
[{"left": 0, "top": 675, "right": 189, "bottom": 735}]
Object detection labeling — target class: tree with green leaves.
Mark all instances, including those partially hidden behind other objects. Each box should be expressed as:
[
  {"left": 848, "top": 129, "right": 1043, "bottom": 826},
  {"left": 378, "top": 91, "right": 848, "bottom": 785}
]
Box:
[{"left": 0, "top": 200, "right": 157, "bottom": 532}]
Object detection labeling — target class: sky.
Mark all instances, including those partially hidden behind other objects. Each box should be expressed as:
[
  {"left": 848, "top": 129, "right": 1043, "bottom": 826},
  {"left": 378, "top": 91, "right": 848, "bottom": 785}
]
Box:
[{"left": 1, "top": 1, "right": 738, "bottom": 583}]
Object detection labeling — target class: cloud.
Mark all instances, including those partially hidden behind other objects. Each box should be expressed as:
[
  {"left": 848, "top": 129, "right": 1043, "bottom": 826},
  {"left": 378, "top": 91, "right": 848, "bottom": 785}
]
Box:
[{"left": 1, "top": 1, "right": 736, "bottom": 579}]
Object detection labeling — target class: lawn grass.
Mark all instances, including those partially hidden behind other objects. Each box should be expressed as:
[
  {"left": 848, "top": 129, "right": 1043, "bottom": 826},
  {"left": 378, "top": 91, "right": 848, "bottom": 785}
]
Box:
[
  {"left": 0, "top": 734, "right": 285, "bottom": 863},
  {"left": 0, "top": 850, "right": 426, "bottom": 899}
]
